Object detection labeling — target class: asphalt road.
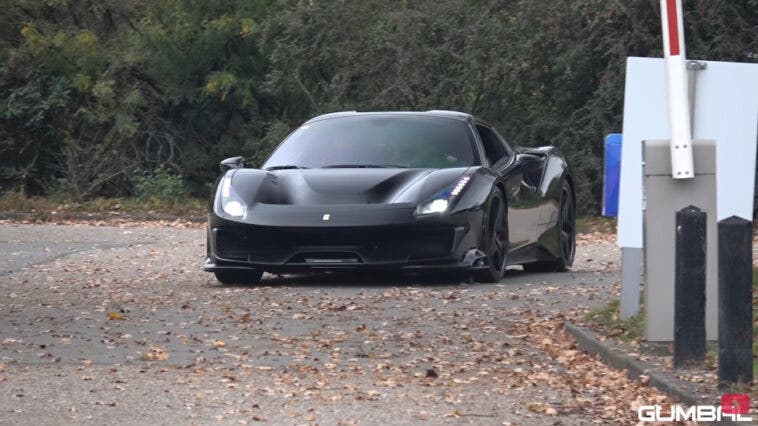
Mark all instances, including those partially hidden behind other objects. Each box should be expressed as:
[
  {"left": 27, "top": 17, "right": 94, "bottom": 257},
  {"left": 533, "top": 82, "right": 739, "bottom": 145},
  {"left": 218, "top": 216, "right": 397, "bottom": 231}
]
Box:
[{"left": 0, "top": 223, "right": 621, "bottom": 425}]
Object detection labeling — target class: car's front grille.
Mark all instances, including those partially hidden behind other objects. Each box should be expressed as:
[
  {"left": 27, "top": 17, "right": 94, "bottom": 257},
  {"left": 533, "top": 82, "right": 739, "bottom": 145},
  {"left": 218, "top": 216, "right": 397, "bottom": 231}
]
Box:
[{"left": 214, "top": 226, "right": 455, "bottom": 264}]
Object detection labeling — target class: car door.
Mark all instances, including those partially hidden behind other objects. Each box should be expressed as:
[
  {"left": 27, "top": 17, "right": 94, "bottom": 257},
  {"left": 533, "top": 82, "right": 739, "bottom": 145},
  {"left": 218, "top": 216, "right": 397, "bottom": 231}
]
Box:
[{"left": 474, "top": 123, "right": 540, "bottom": 251}]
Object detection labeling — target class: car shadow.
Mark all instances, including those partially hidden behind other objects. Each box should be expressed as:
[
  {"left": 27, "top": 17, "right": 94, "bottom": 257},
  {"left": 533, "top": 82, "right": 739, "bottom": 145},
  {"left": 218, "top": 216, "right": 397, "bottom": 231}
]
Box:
[
  {"left": 211, "top": 267, "right": 533, "bottom": 288},
  {"left": 264, "top": 271, "right": 464, "bottom": 287}
]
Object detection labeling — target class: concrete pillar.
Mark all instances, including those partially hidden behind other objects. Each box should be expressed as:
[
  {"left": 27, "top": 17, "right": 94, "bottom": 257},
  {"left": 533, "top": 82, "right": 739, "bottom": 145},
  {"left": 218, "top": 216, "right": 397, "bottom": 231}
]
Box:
[{"left": 620, "top": 247, "right": 642, "bottom": 319}]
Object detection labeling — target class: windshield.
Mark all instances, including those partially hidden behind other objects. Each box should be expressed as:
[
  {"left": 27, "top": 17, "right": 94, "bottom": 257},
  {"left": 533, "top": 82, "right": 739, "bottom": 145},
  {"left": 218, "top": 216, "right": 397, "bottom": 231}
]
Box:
[{"left": 262, "top": 115, "right": 478, "bottom": 169}]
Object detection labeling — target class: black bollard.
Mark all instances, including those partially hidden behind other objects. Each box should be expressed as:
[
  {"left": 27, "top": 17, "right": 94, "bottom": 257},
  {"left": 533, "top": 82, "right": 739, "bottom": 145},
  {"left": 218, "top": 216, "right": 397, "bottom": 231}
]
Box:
[
  {"left": 673, "top": 206, "right": 707, "bottom": 367},
  {"left": 718, "top": 216, "right": 753, "bottom": 386}
]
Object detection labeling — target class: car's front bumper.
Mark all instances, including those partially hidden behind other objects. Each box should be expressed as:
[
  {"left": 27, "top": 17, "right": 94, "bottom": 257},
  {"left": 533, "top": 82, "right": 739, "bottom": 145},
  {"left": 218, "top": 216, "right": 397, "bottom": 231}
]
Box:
[{"left": 205, "top": 205, "right": 487, "bottom": 274}]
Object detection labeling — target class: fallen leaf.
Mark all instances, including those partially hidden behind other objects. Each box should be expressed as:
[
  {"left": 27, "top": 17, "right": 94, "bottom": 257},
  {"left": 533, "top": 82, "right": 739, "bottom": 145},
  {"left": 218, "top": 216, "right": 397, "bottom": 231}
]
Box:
[
  {"left": 106, "top": 312, "right": 124, "bottom": 321},
  {"left": 528, "top": 403, "right": 546, "bottom": 413},
  {"left": 141, "top": 346, "right": 169, "bottom": 361},
  {"left": 443, "top": 409, "right": 461, "bottom": 418}
]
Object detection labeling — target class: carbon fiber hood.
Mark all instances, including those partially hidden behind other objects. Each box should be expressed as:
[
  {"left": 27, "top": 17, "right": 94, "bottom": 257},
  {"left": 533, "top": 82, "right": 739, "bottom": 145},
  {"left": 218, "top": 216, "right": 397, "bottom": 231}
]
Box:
[{"left": 230, "top": 167, "right": 470, "bottom": 206}]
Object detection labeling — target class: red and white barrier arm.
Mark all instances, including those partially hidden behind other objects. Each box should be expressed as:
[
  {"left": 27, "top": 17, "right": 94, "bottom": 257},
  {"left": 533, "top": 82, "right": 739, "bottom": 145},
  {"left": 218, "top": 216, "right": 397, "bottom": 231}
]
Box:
[{"left": 660, "top": 0, "right": 694, "bottom": 179}]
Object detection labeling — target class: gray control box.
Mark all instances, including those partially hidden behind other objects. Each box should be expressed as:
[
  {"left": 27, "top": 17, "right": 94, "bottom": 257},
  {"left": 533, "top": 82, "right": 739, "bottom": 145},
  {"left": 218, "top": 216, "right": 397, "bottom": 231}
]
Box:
[{"left": 643, "top": 139, "right": 717, "bottom": 341}]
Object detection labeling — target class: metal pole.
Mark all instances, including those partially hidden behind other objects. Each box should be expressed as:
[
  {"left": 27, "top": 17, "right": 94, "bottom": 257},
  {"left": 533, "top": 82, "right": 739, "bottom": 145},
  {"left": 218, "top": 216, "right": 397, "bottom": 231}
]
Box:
[
  {"left": 686, "top": 60, "right": 707, "bottom": 135},
  {"left": 673, "top": 206, "right": 706, "bottom": 367}
]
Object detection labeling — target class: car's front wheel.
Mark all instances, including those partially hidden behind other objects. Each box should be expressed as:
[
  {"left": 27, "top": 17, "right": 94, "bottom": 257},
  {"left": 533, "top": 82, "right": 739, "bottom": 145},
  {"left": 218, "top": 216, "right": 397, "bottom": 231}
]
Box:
[
  {"left": 474, "top": 188, "right": 508, "bottom": 283},
  {"left": 523, "top": 180, "right": 575, "bottom": 273},
  {"left": 214, "top": 269, "right": 263, "bottom": 285}
]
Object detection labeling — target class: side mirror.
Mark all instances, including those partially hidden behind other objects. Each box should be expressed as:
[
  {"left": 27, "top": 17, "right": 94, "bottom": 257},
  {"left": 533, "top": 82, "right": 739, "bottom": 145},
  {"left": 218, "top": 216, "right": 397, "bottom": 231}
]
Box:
[
  {"left": 220, "top": 156, "right": 245, "bottom": 172},
  {"left": 516, "top": 153, "right": 542, "bottom": 167}
]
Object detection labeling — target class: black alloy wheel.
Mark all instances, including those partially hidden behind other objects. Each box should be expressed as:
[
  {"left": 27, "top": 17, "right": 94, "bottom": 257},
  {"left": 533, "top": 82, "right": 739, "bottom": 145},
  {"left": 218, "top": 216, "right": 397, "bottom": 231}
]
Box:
[
  {"left": 524, "top": 180, "right": 575, "bottom": 272},
  {"left": 474, "top": 188, "right": 508, "bottom": 283},
  {"left": 555, "top": 181, "right": 576, "bottom": 270}
]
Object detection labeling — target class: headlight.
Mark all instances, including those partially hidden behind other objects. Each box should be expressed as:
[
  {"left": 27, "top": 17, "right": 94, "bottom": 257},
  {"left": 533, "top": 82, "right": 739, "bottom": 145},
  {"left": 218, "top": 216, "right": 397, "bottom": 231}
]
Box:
[
  {"left": 222, "top": 200, "right": 246, "bottom": 217},
  {"left": 415, "top": 175, "right": 471, "bottom": 216},
  {"left": 417, "top": 198, "right": 450, "bottom": 215},
  {"left": 219, "top": 175, "right": 247, "bottom": 217}
]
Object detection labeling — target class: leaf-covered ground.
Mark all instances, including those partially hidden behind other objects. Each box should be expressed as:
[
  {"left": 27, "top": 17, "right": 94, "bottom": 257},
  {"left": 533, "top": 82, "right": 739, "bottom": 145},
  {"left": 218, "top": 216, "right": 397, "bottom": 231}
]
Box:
[{"left": 0, "top": 223, "right": 676, "bottom": 424}]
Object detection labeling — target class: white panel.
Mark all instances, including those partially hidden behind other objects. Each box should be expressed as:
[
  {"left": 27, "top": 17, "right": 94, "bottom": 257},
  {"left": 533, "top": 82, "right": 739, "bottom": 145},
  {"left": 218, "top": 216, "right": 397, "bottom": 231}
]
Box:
[
  {"left": 618, "top": 58, "right": 668, "bottom": 248},
  {"left": 617, "top": 57, "right": 758, "bottom": 248},
  {"left": 693, "top": 61, "right": 758, "bottom": 220}
]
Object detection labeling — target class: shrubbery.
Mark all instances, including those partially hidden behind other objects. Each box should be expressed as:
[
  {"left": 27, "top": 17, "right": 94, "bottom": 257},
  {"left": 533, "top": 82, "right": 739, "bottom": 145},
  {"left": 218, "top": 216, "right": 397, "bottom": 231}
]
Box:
[
  {"left": 1, "top": 1, "right": 755, "bottom": 213},
  {"left": 133, "top": 167, "right": 187, "bottom": 203}
]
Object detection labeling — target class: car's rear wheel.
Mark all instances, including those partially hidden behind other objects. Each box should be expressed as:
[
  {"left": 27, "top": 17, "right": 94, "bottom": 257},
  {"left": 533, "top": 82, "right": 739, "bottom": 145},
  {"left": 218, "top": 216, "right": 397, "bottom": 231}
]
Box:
[
  {"left": 523, "top": 181, "right": 575, "bottom": 273},
  {"left": 214, "top": 269, "right": 263, "bottom": 285},
  {"left": 474, "top": 188, "right": 508, "bottom": 283}
]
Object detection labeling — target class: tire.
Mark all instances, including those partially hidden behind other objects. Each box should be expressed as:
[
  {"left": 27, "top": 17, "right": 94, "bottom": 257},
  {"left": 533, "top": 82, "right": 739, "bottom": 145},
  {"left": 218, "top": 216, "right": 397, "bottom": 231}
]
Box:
[
  {"left": 523, "top": 180, "right": 575, "bottom": 273},
  {"left": 474, "top": 188, "right": 508, "bottom": 283},
  {"left": 214, "top": 269, "right": 263, "bottom": 285}
]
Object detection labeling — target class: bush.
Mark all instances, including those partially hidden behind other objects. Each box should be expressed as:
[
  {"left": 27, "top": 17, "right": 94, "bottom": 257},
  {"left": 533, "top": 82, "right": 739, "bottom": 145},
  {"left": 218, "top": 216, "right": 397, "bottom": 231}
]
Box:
[
  {"left": 132, "top": 166, "right": 186, "bottom": 203},
  {"left": 2, "top": 1, "right": 754, "bottom": 213}
]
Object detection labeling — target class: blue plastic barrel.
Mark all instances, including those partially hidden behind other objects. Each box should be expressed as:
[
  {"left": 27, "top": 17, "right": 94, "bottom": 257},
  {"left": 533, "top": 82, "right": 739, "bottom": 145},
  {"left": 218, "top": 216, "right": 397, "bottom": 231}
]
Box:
[{"left": 603, "top": 134, "right": 622, "bottom": 217}]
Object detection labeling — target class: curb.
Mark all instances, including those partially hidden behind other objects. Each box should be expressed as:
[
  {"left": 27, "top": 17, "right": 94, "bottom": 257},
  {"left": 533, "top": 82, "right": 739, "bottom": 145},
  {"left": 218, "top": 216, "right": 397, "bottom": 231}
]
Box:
[
  {"left": 565, "top": 322, "right": 704, "bottom": 406},
  {"left": 565, "top": 322, "right": 750, "bottom": 425}
]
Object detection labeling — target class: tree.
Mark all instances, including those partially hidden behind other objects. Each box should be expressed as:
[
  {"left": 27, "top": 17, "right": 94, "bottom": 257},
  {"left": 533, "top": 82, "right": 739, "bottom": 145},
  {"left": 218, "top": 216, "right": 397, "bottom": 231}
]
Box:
[{"left": 1, "top": 0, "right": 755, "bottom": 212}]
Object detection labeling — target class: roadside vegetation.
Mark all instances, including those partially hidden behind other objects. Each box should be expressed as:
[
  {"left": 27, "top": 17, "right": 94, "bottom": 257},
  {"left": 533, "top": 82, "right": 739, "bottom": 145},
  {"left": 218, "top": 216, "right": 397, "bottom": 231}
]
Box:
[
  {"left": 576, "top": 216, "right": 617, "bottom": 235},
  {"left": 1, "top": 1, "right": 755, "bottom": 212},
  {"left": 0, "top": 191, "right": 204, "bottom": 216},
  {"left": 0, "top": 166, "right": 204, "bottom": 216},
  {"left": 585, "top": 268, "right": 758, "bottom": 378},
  {"left": 584, "top": 299, "right": 645, "bottom": 343}
]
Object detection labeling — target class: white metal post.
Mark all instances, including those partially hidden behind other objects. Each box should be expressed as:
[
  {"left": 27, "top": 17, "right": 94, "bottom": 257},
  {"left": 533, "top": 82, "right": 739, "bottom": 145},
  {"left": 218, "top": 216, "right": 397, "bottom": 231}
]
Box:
[{"left": 660, "top": 0, "right": 694, "bottom": 179}]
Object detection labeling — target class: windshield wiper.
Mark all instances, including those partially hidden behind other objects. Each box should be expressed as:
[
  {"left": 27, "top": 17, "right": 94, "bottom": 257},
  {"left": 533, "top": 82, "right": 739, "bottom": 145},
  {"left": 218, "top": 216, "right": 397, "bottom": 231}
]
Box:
[
  {"left": 321, "top": 164, "right": 407, "bottom": 169},
  {"left": 265, "top": 165, "right": 308, "bottom": 171}
]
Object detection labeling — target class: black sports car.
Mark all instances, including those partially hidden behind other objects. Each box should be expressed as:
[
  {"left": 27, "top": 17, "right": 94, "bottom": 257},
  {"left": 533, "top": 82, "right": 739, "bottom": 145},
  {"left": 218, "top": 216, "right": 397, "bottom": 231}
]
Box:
[{"left": 204, "top": 111, "right": 575, "bottom": 284}]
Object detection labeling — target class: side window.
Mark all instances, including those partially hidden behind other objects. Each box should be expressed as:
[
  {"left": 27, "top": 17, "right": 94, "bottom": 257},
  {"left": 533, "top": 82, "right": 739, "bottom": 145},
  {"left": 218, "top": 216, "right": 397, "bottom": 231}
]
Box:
[
  {"left": 476, "top": 124, "right": 507, "bottom": 166},
  {"left": 492, "top": 129, "right": 514, "bottom": 154}
]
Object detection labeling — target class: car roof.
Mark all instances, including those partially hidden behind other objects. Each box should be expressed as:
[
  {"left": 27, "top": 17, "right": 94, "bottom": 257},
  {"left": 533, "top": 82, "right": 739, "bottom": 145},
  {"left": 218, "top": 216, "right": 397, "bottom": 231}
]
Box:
[{"left": 304, "top": 110, "right": 475, "bottom": 124}]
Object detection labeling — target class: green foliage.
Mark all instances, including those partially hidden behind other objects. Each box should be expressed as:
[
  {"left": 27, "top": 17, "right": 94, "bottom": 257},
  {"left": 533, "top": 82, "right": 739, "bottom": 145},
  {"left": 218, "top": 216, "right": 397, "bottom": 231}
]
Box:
[
  {"left": 0, "top": 189, "right": 204, "bottom": 215},
  {"left": 576, "top": 216, "right": 617, "bottom": 235},
  {"left": 133, "top": 166, "right": 186, "bottom": 202},
  {"left": 585, "top": 299, "right": 645, "bottom": 343},
  {"left": 1, "top": 0, "right": 756, "bottom": 211}
]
